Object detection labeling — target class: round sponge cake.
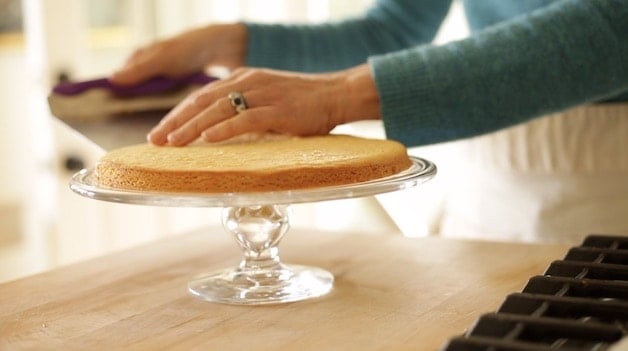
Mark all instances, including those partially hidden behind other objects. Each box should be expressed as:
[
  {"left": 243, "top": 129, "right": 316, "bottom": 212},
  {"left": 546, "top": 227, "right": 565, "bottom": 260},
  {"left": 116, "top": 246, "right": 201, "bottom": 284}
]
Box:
[{"left": 95, "top": 134, "right": 412, "bottom": 193}]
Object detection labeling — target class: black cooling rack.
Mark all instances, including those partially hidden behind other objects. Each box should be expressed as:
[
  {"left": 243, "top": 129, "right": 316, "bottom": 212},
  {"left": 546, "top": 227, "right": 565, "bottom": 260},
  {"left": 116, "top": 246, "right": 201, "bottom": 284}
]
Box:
[{"left": 441, "top": 234, "right": 628, "bottom": 351}]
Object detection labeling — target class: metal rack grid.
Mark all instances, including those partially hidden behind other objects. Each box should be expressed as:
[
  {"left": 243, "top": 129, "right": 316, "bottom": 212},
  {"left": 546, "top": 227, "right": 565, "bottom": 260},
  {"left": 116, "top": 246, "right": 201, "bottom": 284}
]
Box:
[{"left": 442, "top": 235, "right": 628, "bottom": 351}]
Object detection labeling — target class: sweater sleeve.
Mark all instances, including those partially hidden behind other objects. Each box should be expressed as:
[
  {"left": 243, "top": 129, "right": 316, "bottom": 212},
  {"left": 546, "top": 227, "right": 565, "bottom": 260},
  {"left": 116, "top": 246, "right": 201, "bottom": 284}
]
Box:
[
  {"left": 370, "top": 0, "right": 628, "bottom": 147},
  {"left": 244, "top": 0, "right": 452, "bottom": 72}
]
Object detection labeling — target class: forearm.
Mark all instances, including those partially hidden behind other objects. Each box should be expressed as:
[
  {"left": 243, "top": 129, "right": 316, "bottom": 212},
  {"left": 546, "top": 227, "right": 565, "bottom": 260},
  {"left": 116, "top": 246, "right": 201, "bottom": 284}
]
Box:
[
  {"left": 371, "top": 0, "right": 628, "bottom": 146},
  {"left": 245, "top": 0, "right": 452, "bottom": 72}
]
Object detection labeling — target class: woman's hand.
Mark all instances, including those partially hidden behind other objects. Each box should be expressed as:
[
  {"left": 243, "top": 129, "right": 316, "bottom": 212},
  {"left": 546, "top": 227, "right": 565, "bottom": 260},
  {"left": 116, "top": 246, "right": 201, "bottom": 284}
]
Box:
[
  {"left": 147, "top": 64, "right": 381, "bottom": 145},
  {"left": 110, "top": 23, "right": 247, "bottom": 86}
]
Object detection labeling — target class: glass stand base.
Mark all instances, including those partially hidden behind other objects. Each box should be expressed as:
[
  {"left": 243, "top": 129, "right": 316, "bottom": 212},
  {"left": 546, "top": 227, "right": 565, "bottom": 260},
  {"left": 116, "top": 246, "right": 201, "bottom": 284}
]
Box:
[{"left": 188, "top": 264, "right": 334, "bottom": 305}]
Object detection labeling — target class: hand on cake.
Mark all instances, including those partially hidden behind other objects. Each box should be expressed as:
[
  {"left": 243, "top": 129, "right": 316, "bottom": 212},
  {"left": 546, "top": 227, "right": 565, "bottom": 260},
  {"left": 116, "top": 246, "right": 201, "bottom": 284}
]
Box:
[
  {"left": 110, "top": 24, "right": 247, "bottom": 87},
  {"left": 147, "top": 64, "right": 381, "bottom": 146}
]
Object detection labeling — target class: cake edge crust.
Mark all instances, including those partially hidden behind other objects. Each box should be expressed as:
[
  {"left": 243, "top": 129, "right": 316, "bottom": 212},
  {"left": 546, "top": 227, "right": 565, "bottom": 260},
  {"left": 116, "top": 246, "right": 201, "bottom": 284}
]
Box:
[{"left": 96, "top": 154, "right": 413, "bottom": 193}]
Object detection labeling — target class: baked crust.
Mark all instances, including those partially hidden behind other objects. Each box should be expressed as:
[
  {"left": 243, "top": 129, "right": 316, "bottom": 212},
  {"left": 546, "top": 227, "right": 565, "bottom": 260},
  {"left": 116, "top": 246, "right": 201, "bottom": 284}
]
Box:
[{"left": 95, "top": 135, "right": 412, "bottom": 193}]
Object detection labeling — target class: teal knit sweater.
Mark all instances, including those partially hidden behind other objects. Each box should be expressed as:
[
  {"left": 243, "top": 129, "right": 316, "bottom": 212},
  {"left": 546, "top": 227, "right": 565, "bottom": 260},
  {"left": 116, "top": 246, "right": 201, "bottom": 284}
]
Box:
[{"left": 245, "top": 0, "right": 628, "bottom": 146}]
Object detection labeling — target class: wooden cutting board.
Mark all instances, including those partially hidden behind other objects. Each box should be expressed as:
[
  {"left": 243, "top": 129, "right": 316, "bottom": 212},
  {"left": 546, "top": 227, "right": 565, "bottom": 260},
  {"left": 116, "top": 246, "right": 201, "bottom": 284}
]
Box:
[{"left": 0, "top": 228, "right": 569, "bottom": 350}]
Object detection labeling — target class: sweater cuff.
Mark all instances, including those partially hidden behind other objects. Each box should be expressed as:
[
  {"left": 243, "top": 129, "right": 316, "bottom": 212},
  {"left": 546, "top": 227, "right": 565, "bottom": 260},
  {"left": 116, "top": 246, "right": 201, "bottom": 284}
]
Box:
[{"left": 369, "top": 49, "right": 438, "bottom": 146}]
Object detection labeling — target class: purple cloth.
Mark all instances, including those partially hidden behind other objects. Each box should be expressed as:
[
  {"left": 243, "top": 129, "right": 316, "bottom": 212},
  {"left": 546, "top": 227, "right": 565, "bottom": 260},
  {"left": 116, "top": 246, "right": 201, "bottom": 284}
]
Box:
[{"left": 52, "top": 72, "right": 217, "bottom": 97}]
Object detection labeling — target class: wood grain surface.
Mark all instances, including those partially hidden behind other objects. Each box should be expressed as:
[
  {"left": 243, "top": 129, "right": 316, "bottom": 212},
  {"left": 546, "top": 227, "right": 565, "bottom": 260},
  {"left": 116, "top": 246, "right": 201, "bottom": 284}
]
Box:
[{"left": 0, "top": 227, "right": 569, "bottom": 350}]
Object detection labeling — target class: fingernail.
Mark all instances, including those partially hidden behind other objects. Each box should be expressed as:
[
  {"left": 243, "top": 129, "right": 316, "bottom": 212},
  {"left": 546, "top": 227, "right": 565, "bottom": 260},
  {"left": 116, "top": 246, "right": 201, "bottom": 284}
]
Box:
[
  {"left": 147, "top": 129, "right": 161, "bottom": 143},
  {"left": 167, "top": 132, "right": 181, "bottom": 145},
  {"left": 201, "top": 129, "right": 216, "bottom": 141}
]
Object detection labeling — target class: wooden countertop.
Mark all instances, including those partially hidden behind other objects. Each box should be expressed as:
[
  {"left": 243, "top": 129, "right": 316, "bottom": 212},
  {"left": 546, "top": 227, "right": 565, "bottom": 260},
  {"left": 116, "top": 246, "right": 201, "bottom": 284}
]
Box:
[{"left": 0, "top": 228, "right": 569, "bottom": 350}]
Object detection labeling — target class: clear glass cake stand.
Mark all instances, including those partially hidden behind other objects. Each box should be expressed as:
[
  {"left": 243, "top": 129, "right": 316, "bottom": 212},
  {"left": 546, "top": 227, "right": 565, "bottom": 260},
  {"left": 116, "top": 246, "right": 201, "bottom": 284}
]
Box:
[{"left": 70, "top": 156, "right": 436, "bottom": 305}]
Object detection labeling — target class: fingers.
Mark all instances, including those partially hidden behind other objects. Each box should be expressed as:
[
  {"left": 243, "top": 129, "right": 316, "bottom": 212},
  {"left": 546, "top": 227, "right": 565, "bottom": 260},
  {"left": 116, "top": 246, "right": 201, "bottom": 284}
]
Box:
[
  {"left": 166, "top": 98, "right": 236, "bottom": 145},
  {"left": 147, "top": 92, "right": 214, "bottom": 145},
  {"left": 201, "top": 108, "right": 273, "bottom": 142},
  {"left": 110, "top": 65, "right": 149, "bottom": 86},
  {"left": 111, "top": 47, "right": 159, "bottom": 86},
  {"left": 110, "top": 39, "right": 191, "bottom": 86},
  {"left": 147, "top": 85, "right": 262, "bottom": 146}
]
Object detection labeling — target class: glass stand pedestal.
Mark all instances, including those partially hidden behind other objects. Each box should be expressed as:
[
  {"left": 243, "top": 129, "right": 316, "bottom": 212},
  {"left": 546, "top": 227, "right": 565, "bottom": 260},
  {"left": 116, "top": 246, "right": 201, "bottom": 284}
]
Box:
[{"left": 188, "top": 205, "right": 334, "bottom": 304}]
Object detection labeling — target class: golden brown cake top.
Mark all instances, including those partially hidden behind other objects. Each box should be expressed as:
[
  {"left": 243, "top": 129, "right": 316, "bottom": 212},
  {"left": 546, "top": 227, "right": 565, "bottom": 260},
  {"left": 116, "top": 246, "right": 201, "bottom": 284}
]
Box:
[{"left": 95, "top": 134, "right": 412, "bottom": 193}]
